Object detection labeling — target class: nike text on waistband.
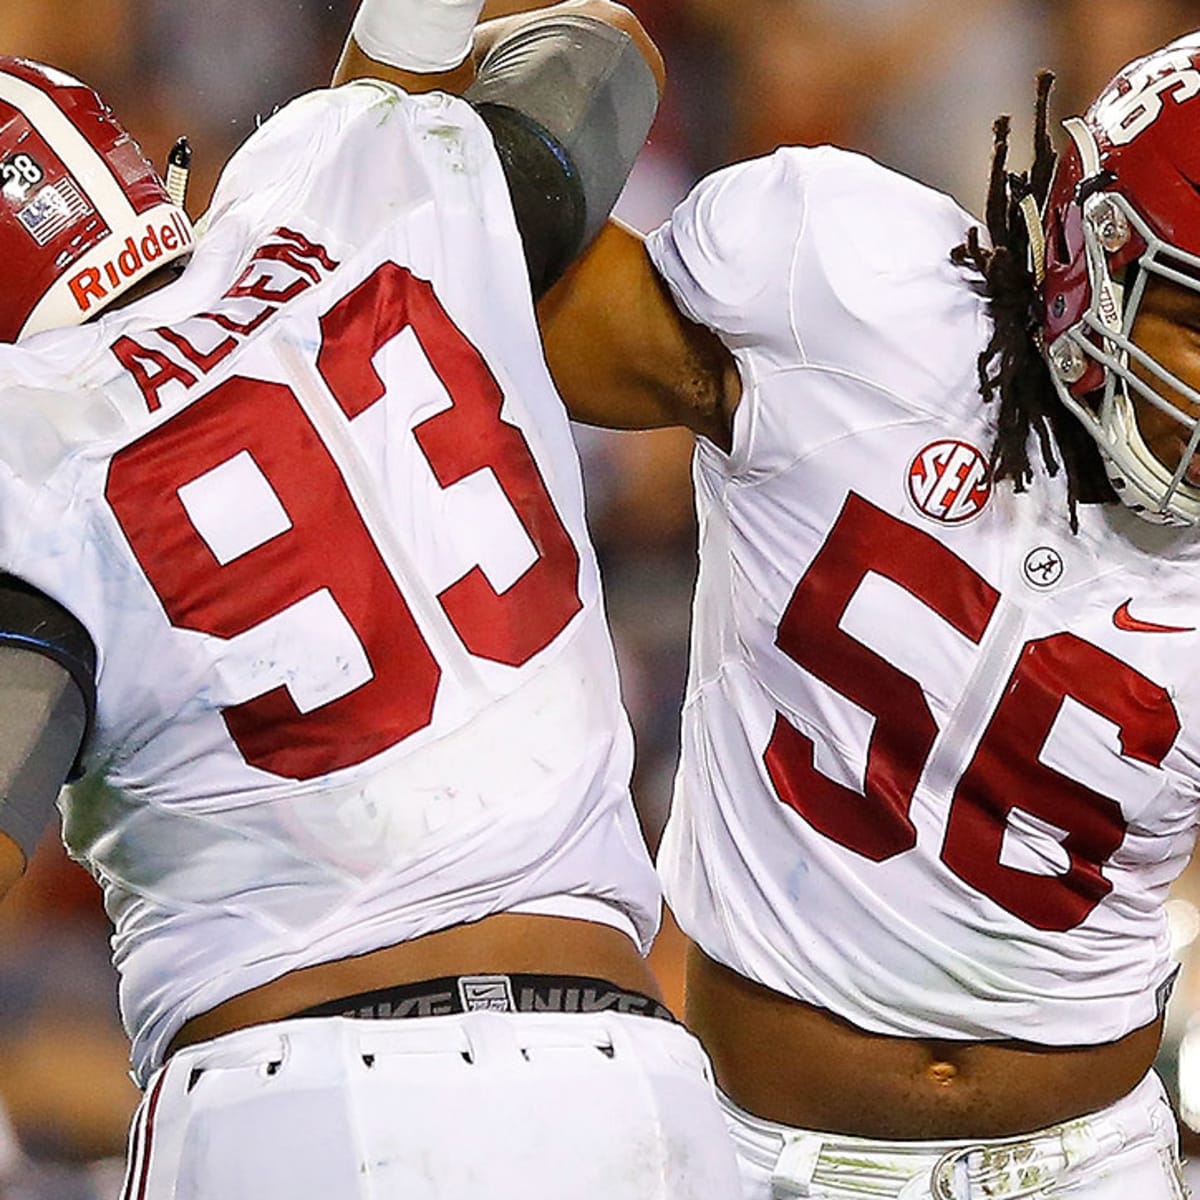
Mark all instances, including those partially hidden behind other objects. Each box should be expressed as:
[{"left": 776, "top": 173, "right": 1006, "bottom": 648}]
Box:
[{"left": 293, "top": 973, "right": 678, "bottom": 1024}]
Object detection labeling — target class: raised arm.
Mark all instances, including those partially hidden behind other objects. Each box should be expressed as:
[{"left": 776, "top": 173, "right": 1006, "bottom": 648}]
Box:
[
  {"left": 329, "top": 0, "right": 701, "bottom": 433},
  {"left": 333, "top": 0, "right": 663, "bottom": 98},
  {"left": 333, "top": 0, "right": 667, "bottom": 304}
]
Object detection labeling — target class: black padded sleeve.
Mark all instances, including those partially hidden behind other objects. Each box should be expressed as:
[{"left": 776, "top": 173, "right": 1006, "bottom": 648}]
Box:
[{"left": 475, "top": 103, "right": 586, "bottom": 298}]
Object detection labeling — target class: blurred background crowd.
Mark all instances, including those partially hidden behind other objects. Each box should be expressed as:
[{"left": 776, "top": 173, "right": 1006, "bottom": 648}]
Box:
[{"left": 1, "top": 0, "right": 1200, "bottom": 1194}]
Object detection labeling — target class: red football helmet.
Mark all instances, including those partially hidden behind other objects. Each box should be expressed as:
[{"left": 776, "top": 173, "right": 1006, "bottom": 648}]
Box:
[
  {"left": 0, "top": 57, "right": 194, "bottom": 343},
  {"left": 1041, "top": 33, "right": 1200, "bottom": 526}
]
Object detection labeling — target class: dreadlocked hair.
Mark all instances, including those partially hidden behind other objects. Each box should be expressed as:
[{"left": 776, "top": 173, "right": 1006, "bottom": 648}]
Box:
[{"left": 950, "top": 71, "right": 1113, "bottom": 532}]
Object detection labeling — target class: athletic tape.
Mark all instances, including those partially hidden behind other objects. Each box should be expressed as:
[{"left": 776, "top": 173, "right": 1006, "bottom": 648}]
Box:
[{"left": 351, "top": 0, "right": 486, "bottom": 73}]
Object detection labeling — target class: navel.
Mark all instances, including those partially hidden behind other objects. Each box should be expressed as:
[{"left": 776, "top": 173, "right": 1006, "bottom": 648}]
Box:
[{"left": 926, "top": 1060, "right": 960, "bottom": 1086}]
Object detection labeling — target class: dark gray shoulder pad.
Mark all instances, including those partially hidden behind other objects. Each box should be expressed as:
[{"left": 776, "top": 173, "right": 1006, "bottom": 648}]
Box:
[
  {"left": 468, "top": 13, "right": 659, "bottom": 288},
  {"left": 0, "top": 575, "right": 97, "bottom": 762}
]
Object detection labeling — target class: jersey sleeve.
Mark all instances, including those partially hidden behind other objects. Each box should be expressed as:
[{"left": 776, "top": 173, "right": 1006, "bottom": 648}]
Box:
[
  {"left": 645, "top": 150, "right": 808, "bottom": 365},
  {"left": 202, "top": 88, "right": 344, "bottom": 231}
]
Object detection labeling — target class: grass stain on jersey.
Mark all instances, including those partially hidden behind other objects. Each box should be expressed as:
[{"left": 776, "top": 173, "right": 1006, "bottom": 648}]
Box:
[{"left": 426, "top": 124, "right": 469, "bottom": 173}]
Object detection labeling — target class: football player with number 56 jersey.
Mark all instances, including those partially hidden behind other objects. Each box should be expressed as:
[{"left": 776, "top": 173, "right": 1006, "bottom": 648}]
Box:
[
  {"left": 537, "top": 30, "right": 1200, "bottom": 1200},
  {"left": 0, "top": 1, "right": 744, "bottom": 1197}
]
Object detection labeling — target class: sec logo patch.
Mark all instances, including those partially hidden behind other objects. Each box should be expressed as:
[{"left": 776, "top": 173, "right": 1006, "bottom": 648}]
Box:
[{"left": 907, "top": 440, "right": 992, "bottom": 524}]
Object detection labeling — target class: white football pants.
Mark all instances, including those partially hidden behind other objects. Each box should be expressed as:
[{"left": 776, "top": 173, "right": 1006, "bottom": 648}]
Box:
[
  {"left": 120, "top": 1009, "right": 744, "bottom": 1199},
  {"left": 721, "top": 1069, "right": 1188, "bottom": 1199}
]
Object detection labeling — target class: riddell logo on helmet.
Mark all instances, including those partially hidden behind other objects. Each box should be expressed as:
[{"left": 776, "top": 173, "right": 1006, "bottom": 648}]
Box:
[{"left": 67, "top": 213, "right": 193, "bottom": 315}]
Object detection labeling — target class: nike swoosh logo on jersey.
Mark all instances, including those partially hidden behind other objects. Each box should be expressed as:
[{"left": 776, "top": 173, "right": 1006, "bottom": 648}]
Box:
[{"left": 1112, "top": 600, "right": 1195, "bottom": 634}]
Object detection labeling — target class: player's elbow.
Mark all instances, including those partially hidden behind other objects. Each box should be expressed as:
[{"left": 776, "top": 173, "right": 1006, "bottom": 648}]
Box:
[{"left": 568, "top": 0, "right": 665, "bottom": 95}]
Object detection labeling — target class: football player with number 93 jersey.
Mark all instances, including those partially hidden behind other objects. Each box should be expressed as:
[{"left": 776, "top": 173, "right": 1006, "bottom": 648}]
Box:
[
  {"left": 536, "top": 29, "right": 1200, "bottom": 1200},
  {"left": 0, "top": 1, "right": 744, "bottom": 1196}
]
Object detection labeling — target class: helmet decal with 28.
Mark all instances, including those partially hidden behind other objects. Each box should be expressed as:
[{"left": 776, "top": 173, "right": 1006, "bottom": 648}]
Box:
[{"left": 0, "top": 56, "right": 194, "bottom": 343}]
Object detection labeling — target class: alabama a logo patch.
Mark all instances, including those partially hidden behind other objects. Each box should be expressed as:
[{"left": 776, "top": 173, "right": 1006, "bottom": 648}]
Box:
[{"left": 907, "top": 440, "right": 992, "bottom": 525}]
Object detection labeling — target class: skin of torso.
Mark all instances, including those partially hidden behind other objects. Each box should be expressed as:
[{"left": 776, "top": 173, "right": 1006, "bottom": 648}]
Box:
[
  {"left": 170, "top": 914, "right": 660, "bottom": 1056},
  {"left": 686, "top": 945, "right": 1163, "bottom": 1138}
]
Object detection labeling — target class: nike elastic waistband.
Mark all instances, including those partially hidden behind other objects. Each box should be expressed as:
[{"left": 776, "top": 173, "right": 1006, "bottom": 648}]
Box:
[{"left": 294, "top": 973, "right": 678, "bottom": 1024}]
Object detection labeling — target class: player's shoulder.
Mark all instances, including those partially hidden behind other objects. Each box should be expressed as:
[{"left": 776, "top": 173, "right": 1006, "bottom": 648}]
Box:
[
  {"left": 647, "top": 146, "right": 978, "bottom": 346},
  {"left": 646, "top": 147, "right": 812, "bottom": 307},
  {"left": 797, "top": 147, "right": 979, "bottom": 277},
  {"left": 651, "top": 144, "right": 973, "bottom": 274},
  {"left": 0, "top": 328, "right": 86, "bottom": 400},
  {"left": 205, "top": 85, "right": 381, "bottom": 219},
  {"left": 785, "top": 149, "right": 988, "bottom": 406},
  {"left": 644, "top": 148, "right": 815, "bottom": 346}
]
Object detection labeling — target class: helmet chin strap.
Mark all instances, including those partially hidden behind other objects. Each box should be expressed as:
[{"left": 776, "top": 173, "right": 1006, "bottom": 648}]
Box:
[{"left": 1103, "top": 382, "right": 1195, "bottom": 525}]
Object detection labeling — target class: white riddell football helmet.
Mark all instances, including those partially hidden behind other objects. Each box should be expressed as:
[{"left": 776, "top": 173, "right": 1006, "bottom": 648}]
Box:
[
  {"left": 0, "top": 56, "right": 194, "bottom": 342},
  {"left": 1041, "top": 33, "right": 1200, "bottom": 526}
]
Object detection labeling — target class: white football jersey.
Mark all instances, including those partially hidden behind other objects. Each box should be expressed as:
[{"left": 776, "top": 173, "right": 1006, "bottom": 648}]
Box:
[
  {"left": 648, "top": 147, "right": 1200, "bottom": 1047},
  {"left": 0, "top": 82, "right": 659, "bottom": 1084}
]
